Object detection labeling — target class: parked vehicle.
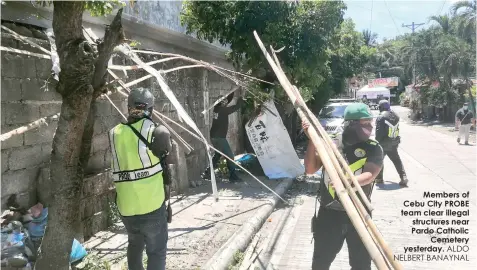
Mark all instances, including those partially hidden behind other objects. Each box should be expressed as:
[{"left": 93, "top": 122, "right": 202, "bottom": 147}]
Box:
[
  {"left": 297, "top": 101, "right": 352, "bottom": 143},
  {"left": 297, "top": 100, "right": 376, "bottom": 142}
]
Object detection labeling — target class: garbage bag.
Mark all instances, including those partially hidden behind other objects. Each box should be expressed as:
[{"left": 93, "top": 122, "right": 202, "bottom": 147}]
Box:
[
  {"left": 26, "top": 208, "right": 48, "bottom": 238},
  {"left": 70, "top": 239, "right": 87, "bottom": 263}
]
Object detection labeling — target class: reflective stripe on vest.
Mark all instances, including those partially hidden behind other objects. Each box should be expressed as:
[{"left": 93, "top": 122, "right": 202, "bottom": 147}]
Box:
[
  {"left": 325, "top": 158, "right": 367, "bottom": 199},
  {"left": 385, "top": 120, "right": 399, "bottom": 138},
  {"left": 109, "top": 118, "right": 164, "bottom": 216},
  {"left": 112, "top": 163, "right": 163, "bottom": 182}
]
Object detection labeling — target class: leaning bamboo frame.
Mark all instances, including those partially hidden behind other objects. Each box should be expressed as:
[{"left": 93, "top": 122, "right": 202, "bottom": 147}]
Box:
[
  {"left": 108, "top": 85, "right": 290, "bottom": 205},
  {"left": 253, "top": 31, "right": 395, "bottom": 270}
]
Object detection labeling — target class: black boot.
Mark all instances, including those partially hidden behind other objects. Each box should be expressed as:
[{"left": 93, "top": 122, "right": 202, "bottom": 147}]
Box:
[
  {"left": 375, "top": 178, "right": 384, "bottom": 184},
  {"left": 399, "top": 175, "right": 409, "bottom": 187}
]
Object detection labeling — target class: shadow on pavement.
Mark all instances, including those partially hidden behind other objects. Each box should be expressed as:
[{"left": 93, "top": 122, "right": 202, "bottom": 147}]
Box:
[{"left": 375, "top": 182, "right": 403, "bottom": 191}]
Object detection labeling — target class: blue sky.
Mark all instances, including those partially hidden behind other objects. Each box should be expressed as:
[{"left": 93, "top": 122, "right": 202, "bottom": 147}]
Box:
[{"left": 343, "top": 0, "right": 460, "bottom": 42}]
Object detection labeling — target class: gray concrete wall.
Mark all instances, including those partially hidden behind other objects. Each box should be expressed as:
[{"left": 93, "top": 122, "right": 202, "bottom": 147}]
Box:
[{"left": 1, "top": 4, "right": 242, "bottom": 236}]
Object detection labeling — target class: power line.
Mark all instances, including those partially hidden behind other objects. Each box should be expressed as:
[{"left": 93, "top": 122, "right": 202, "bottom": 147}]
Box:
[
  {"left": 369, "top": 0, "right": 374, "bottom": 32},
  {"left": 345, "top": 1, "right": 408, "bottom": 21},
  {"left": 437, "top": 0, "right": 447, "bottom": 15},
  {"left": 383, "top": 0, "right": 401, "bottom": 35}
]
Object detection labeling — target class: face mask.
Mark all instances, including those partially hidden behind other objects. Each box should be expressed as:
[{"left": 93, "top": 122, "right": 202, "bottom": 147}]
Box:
[
  {"left": 463, "top": 106, "right": 468, "bottom": 110},
  {"left": 342, "top": 121, "right": 373, "bottom": 146}
]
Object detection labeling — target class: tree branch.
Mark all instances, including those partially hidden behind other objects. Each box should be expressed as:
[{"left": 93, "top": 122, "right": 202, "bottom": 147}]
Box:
[
  {"left": 92, "top": 8, "right": 125, "bottom": 97},
  {"left": 80, "top": 8, "right": 125, "bottom": 173}
]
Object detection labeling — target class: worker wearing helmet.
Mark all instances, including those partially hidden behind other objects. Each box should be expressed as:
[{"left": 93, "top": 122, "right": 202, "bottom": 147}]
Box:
[
  {"left": 303, "top": 103, "right": 383, "bottom": 270},
  {"left": 375, "top": 99, "right": 408, "bottom": 186},
  {"left": 108, "top": 87, "right": 172, "bottom": 270}
]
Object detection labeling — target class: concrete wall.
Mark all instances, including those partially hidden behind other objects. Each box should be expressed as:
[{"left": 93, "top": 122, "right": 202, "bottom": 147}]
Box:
[{"left": 1, "top": 3, "right": 242, "bottom": 237}]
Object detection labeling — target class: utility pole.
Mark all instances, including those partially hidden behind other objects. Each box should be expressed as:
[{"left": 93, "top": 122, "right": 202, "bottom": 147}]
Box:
[
  {"left": 402, "top": 22, "right": 425, "bottom": 85},
  {"left": 402, "top": 22, "right": 425, "bottom": 33}
]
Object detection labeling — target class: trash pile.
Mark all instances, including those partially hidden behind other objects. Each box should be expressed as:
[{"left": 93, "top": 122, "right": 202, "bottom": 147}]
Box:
[{"left": 1, "top": 200, "right": 87, "bottom": 269}]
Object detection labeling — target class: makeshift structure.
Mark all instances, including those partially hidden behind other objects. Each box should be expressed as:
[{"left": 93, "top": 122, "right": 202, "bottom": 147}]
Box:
[
  {"left": 0, "top": 25, "right": 286, "bottom": 205},
  {"left": 356, "top": 85, "right": 391, "bottom": 100}
]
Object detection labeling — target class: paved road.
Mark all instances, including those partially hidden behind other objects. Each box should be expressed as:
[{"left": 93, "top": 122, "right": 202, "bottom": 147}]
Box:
[{"left": 266, "top": 106, "right": 477, "bottom": 270}]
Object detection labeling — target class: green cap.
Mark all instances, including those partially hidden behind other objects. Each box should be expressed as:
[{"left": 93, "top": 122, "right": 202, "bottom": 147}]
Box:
[{"left": 344, "top": 103, "right": 373, "bottom": 120}]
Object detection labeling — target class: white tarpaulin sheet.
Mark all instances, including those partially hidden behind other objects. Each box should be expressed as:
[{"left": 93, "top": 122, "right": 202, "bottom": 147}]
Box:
[
  {"left": 356, "top": 85, "right": 390, "bottom": 99},
  {"left": 246, "top": 100, "right": 303, "bottom": 179}
]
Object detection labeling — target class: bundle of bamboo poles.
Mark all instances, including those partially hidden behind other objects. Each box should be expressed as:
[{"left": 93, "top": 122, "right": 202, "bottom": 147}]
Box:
[{"left": 253, "top": 31, "right": 402, "bottom": 270}]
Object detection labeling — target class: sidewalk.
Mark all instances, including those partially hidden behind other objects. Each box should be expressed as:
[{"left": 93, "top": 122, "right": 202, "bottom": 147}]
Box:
[
  {"left": 268, "top": 120, "right": 477, "bottom": 269},
  {"left": 81, "top": 175, "right": 284, "bottom": 270}
]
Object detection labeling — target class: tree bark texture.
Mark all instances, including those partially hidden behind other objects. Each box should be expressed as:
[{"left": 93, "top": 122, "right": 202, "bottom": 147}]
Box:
[{"left": 34, "top": 3, "right": 124, "bottom": 269}]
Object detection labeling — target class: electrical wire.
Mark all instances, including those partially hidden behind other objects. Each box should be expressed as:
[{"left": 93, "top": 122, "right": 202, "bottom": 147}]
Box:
[
  {"left": 383, "top": 0, "right": 402, "bottom": 36},
  {"left": 437, "top": 0, "right": 447, "bottom": 15},
  {"left": 369, "top": 0, "right": 374, "bottom": 32}
]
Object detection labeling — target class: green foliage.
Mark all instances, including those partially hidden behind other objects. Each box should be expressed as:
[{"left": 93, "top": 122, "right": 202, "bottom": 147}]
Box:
[
  {"left": 227, "top": 250, "right": 245, "bottom": 270},
  {"left": 77, "top": 255, "right": 111, "bottom": 270},
  {"left": 35, "top": 0, "right": 127, "bottom": 17},
  {"left": 181, "top": 1, "right": 369, "bottom": 109},
  {"left": 362, "top": 2, "right": 476, "bottom": 108}
]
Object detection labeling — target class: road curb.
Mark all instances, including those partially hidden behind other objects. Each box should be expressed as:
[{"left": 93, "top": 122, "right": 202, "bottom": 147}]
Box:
[{"left": 202, "top": 177, "right": 295, "bottom": 270}]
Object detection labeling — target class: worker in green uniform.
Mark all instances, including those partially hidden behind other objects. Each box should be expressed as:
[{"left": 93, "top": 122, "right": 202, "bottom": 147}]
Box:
[
  {"left": 303, "top": 103, "right": 384, "bottom": 270},
  {"left": 108, "top": 88, "right": 172, "bottom": 270}
]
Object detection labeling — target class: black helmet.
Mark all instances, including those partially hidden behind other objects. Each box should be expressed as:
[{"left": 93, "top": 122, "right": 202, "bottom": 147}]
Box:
[
  {"left": 128, "top": 88, "right": 155, "bottom": 118},
  {"left": 378, "top": 100, "right": 390, "bottom": 112}
]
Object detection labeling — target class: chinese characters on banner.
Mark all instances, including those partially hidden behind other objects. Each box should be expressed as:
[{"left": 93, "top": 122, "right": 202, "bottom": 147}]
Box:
[{"left": 245, "top": 100, "right": 303, "bottom": 179}]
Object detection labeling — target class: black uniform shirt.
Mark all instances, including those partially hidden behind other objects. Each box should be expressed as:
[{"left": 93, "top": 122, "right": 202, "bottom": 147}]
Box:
[
  {"left": 320, "top": 139, "right": 384, "bottom": 211},
  {"left": 456, "top": 109, "right": 474, "bottom": 125}
]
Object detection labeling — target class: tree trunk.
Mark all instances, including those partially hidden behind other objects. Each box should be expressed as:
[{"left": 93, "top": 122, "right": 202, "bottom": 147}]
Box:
[{"left": 35, "top": 3, "right": 124, "bottom": 269}]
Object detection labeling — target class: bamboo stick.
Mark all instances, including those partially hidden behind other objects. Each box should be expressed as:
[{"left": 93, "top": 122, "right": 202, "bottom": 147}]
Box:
[
  {"left": 302, "top": 105, "right": 399, "bottom": 269},
  {"left": 268, "top": 50, "right": 387, "bottom": 264},
  {"left": 0, "top": 113, "right": 59, "bottom": 142},
  {"left": 268, "top": 47, "right": 374, "bottom": 211},
  {"left": 0, "top": 46, "right": 51, "bottom": 59},
  {"left": 107, "top": 69, "right": 194, "bottom": 154},
  {"left": 1, "top": 25, "right": 52, "bottom": 55},
  {"left": 132, "top": 49, "right": 274, "bottom": 85},
  {"left": 201, "top": 86, "right": 241, "bottom": 115},
  {"left": 253, "top": 31, "right": 389, "bottom": 270},
  {"left": 110, "top": 86, "right": 289, "bottom": 204},
  {"left": 108, "top": 56, "right": 187, "bottom": 71},
  {"left": 150, "top": 106, "right": 290, "bottom": 205},
  {"left": 114, "top": 44, "right": 219, "bottom": 202}
]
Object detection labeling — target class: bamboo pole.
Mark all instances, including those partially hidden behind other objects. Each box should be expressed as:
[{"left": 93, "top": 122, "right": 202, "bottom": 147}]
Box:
[
  {"left": 0, "top": 46, "right": 51, "bottom": 59},
  {"left": 114, "top": 44, "right": 219, "bottom": 202},
  {"left": 107, "top": 69, "right": 194, "bottom": 154},
  {"left": 269, "top": 51, "right": 401, "bottom": 269},
  {"left": 150, "top": 105, "right": 290, "bottom": 205},
  {"left": 2, "top": 25, "right": 52, "bottom": 55},
  {"left": 302, "top": 105, "right": 399, "bottom": 269},
  {"left": 267, "top": 51, "right": 397, "bottom": 267},
  {"left": 253, "top": 31, "right": 389, "bottom": 270},
  {"left": 0, "top": 113, "right": 59, "bottom": 142},
  {"left": 132, "top": 49, "right": 274, "bottom": 85},
  {"left": 268, "top": 47, "right": 374, "bottom": 211},
  {"left": 297, "top": 96, "right": 403, "bottom": 269},
  {"left": 201, "top": 86, "right": 241, "bottom": 115},
  {"left": 108, "top": 56, "right": 188, "bottom": 71},
  {"left": 110, "top": 86, "right": 289, "bottom": 204}
]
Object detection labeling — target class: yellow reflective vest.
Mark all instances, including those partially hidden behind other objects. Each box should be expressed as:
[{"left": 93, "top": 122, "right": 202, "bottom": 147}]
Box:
[
  {"left": 320, "top": 139, "right": 382, "bottom": 211},
  {"left": 109, "top": 118, "right": 165, "bottom": 216}
]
